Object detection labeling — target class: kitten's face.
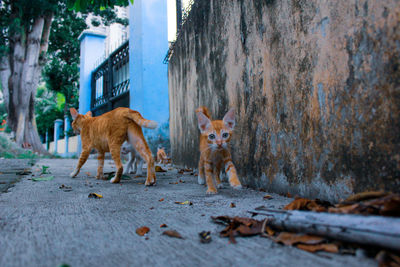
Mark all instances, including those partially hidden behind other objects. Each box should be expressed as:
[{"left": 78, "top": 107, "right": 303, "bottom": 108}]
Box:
[
  {"left": 197, "top": 108, "right": 236, "bottom": 151},
  {"left": 121, "top": 141, "right": 133, "bottom": 155},
  {"left": 203, "top": 125, "right": 231, "bottom": 151}
]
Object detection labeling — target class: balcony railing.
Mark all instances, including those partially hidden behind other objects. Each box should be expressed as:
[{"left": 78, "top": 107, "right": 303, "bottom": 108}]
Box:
[{"left": 91, "top": 40, "right": 130, "bottom": 116}]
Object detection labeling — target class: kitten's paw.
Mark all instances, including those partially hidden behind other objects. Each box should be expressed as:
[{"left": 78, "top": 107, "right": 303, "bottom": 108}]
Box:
[
  {"left": 110, "top": 176, "right": 120, "bottom": 183},
  {"left": 206, "top": 189, "right": 218, "bottom": 195},
  {"left": 70, "top": 170, "right": 79, "bottom": 178},
  {"left": 232, "top": 184, "right": 242, "bottom": 190},
  {"left": 198, "top": 175, "right": 205, "bottom": 185},
  {"left": 145, "top": 180, "right": 156, "bottom": 186},
  {"left": 145, "top": 175, "right": 156, "bottom": 186},
  {"left": 217, "top": 183, "right": 224, "bottom": 189}
]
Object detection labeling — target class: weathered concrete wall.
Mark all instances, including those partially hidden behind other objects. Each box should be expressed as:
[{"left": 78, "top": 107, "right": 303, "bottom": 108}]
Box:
[{"left": 168, "top": 0, "right": 400, "bottom": 201}]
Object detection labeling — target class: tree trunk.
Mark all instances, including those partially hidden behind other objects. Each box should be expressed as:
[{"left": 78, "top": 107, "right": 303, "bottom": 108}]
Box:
[{"left": 0, "top": 13, "right": 53, "bottom": 155}]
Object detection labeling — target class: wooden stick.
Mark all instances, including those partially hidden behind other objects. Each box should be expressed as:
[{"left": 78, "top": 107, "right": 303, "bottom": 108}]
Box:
[{"left": 249, "top": 207, "right": 400, "bottom": 251}]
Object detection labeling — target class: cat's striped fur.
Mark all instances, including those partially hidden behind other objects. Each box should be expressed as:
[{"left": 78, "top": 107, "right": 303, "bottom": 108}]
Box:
[
  {"left": 196, "top": 106, "right": 242, "bottom": 194},
  {"left": 69, "top": 107, "right": 157, "bottom": 185}
]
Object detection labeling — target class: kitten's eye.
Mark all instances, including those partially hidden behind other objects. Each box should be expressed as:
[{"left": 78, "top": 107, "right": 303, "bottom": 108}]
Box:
[
  {"left": 208, "top": 134, "right": 216, "bottom": 140},
  {"left": 222, "top": 132, "right": 229, "bottom": 138}
]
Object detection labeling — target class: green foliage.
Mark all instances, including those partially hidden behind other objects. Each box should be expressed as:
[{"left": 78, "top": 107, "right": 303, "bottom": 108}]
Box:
[
  {"left": 35, "top": 85, "right": 64, "bottom": 142},
  {"left": 0, "top": 133, "right": 38, "bottom": 159},
  {"left": 67, "top": 0, "right": 133, "bottom": 12},
  {"left": 0, "top": 0, "right": 60, "bottom": 59}
]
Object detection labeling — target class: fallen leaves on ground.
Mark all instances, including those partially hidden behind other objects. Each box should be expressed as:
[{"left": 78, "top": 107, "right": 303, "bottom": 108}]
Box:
[
  {"left": 230, "top": 202, "right": 236, "bottom": 208},
  {"left": 59, "top": 184, "right": 72, "bottom": 192},
  {"left": 162, "top": 230, "right": 183, "bottom": 239},
  {"left": 274, "top": 232, "right": 325, "bottom": 246},
  {"left": 160, "top": 224, "right": 167, "bottom": 228},
  {"left": 297, "top": 243, "right": 339, "bottom": 253},
  {"left": 211, "top": 216, "right": 264, "bottom": 244},
  {"left": 329, "top": 193, "right": 400, "bottom": 217},
  {"left": 88, "top": 193, "right": 103, "bottom": 198},
  {"left": 159, "top": 198, "right": 164, "bottom": 202},
  {"left": 199, "top": 231, "right": 212, "bottom": 243},
  {"left": 284, "top": 197, "right": 333, "bottom": 212},
  {"left": 32, "top": 176, "right": 54, "bottom": 182},
  {"left": 155, "top": 166, "right": 167, "bottom": 172},
  {"left": 178, "top": 168, "right": 193, "bottom": 174},
  {"left": 40, "top": 165, "right": 50, "bottom": 174},
  {"left": 174, "top": 200, "right": 193, "bottom": 205},
  {"left": 376, "top": 250, "right": 400, "bottom": 267},
  {"left": 136, "top": 226, "right": 150, "bottom": 236},
  {"left": 16, "top": 169, "right": 32, "bottom": 175},
  {"left": 283, "top": 192, "right": 400, "bottom": 217},
  {"left": 263, "top": 195, "right": 273, "bottom": 200}
]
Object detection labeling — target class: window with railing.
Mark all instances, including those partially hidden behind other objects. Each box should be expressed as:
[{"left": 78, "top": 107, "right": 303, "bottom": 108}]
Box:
[{"left": 91, "top": 40, "right": 130, "bottom": 115}]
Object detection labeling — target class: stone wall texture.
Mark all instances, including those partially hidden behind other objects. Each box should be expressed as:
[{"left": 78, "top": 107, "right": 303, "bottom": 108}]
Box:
[{"left": 168, "top": 0, "right": 400, "bottom": 201}]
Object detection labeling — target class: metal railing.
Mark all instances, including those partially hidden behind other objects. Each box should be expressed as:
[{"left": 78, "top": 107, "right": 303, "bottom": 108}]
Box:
[{"left": 91, "top": 40, "right": 130, "bottom": 115}]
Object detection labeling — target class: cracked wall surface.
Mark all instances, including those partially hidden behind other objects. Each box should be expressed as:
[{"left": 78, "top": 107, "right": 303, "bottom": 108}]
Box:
[{"left": 168, "top": 0, "right": 400, "bottom": 201}]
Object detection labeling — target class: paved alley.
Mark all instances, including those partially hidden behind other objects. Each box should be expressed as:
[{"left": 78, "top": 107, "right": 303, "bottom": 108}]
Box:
[{"left": 0, "top": 159, "right": 377, "bottom": 267}]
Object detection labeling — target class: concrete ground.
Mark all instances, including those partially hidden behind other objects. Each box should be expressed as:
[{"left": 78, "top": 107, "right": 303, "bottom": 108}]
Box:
[{"left": 0, "top": 159, "right": 377, "bottom": 267}]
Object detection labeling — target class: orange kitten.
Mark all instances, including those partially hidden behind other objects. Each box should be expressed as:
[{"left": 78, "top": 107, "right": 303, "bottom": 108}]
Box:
[
  {"left": 196, "top": 106, "right": 242, "bottom": 194},
  {"left": 69, "top": 107, "right": 157, "bottom": 185},
  {"left": 156, "top": 147, "right": 168, "bottom": 164}
]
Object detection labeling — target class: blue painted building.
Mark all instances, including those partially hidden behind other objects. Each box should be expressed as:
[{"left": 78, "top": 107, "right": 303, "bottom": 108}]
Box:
[{"left": 78, "top": 0, "right": 169, "bottom": 152}]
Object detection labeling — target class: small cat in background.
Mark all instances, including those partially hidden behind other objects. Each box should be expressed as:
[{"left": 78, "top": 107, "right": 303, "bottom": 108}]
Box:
[
  {"left": 196, "top": 106, "right": 242, "bottom": 194},
  {"left": 156, "top": 147, "right": 169, "bottom": 164},
  {"left": 121, "top": 141, "right": 144, "bottom": 175}
]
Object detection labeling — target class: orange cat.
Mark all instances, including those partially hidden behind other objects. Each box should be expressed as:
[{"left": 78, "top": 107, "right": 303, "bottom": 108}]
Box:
[
  {"left": 196, "top": 106, "right": 242, "bottom": 194},
  {"left": 69, "top": 107, "right": 157, "bottom": 185},
  {"left": 156, "top": 147, "right": 168, "bottom": 164}
]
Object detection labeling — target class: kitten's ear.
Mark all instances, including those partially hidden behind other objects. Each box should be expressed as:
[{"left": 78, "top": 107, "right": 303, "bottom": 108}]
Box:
[
  {"left": 70, "top": 108, "right": 78, "bottom": 120},
  {"left": 85, "top": 111, "right": 92, "bottom": 117},
  {"left": 196, "top": 111, "right": 212, "bottom": 133},
  {"left": 223, "top": 108, "right": 236, "bottom": 130}
]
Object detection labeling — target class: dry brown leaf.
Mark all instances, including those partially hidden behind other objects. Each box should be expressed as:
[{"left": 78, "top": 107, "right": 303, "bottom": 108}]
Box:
[
  {"left": 88, "top": 193, "right": 103, "bottom": 198},
  {"left": 136, "top": 226, "right": 150, "bottom": 236},
  {"left": 274, "top": 232, "right": 325, "bottom": 246},
  {"left": 296, "top": 243, "right": 339, "bottom": 253},
  {"left": 263, "top": 194, "right": 273, "bottom": 200},
  {"left": 230, "top": 202, "right": 236, "bottom": 208},
  {"left": 160, "top": 224, "right": 167, "bottom": 228},
  {"left": 265, "top": 226, "right": 275, "bottom": 236},
  {"left": 344, "top": 191, "right": 389, "bottom": 203},
  {"left": 159, "top": 198, "right": 164, "bottom": 202},
  {"left": 174, "top": 200, "right": 193, "bottom": 205},
  {"left": 284, "top": 198, "right": 313, "bottom": 210},
  {"left": 284, "top": 198, "right": 332, "bottom": 212},
  {"left": 162, "top": 230, "right": 183, "bottom": 239},
  {"left": 155, "top": 166, "right": 167, "bottom": 172}
]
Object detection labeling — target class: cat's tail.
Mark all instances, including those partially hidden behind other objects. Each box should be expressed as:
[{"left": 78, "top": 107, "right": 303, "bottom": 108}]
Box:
[
  {"left": 196, "top": 106, "right": 212, "bottom": 119},
  {"left": 126, "top": 110, "right": 158, "bottom": 129}
]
